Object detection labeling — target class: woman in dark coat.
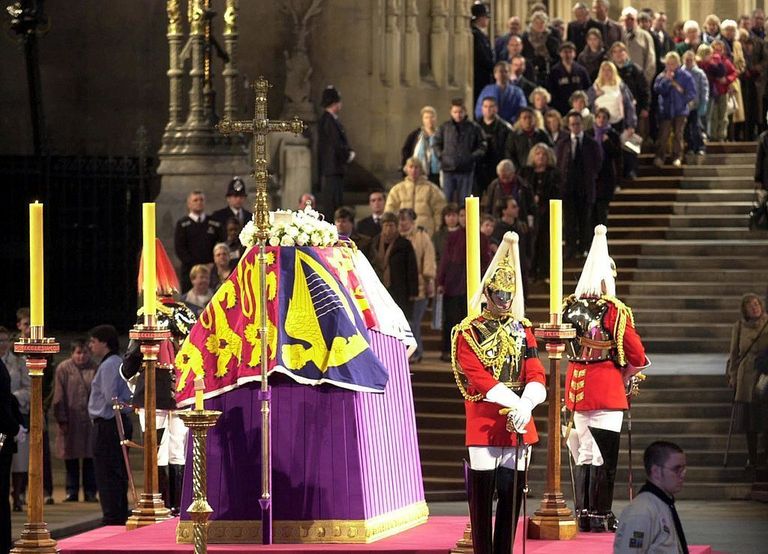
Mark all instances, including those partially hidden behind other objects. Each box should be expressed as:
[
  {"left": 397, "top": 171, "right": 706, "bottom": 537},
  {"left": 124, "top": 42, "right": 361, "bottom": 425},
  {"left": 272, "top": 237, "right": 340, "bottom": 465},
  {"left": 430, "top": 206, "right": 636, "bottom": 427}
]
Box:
[
  {"left": 588, "top": 107, "right": 622, "bottom": 228},
  {"left": 368, "top": 212, "right": 419, "bottom": 317},
  {"left": 518, "top": 143, "right": 561, "bottom": 281}
]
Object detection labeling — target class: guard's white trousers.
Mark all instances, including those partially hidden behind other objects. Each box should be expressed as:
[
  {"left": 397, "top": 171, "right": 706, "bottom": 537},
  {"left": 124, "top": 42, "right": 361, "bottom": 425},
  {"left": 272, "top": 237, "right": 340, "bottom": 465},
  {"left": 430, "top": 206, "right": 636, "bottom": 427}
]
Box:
[
  {"left": 565, "top": 409, "right": 623, "bottom": 466},
  {"left": 138, "top": 409, "right": 189, "bottom": 466},
  {"left": 468, "top": 445, "right": 532, "bottom": 471}
]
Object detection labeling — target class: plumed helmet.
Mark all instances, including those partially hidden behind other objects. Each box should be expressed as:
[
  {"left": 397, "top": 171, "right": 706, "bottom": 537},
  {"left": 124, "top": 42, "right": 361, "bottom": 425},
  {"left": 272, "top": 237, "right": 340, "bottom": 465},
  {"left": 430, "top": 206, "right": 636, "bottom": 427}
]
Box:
[{"left": 575, "top": 225, "right": 617, "bottom": 298}]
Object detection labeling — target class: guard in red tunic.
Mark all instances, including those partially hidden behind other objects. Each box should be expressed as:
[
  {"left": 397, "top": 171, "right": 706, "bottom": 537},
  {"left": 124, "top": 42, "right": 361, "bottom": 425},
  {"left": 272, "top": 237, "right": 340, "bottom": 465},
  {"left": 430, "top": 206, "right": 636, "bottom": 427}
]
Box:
[
  {"left": 452, "top": 232, "right": 546, "bottom": 554},
  {"left": 563, "top": 225, "right": 649, "bottom": 533}
]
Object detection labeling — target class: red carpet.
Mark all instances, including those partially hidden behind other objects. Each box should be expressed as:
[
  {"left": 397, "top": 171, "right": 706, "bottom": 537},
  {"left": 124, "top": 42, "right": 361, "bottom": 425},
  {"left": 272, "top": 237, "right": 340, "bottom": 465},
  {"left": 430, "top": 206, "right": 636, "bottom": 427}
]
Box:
[{"left": 57, "top": 517, "right": 713, "bottom": 553}]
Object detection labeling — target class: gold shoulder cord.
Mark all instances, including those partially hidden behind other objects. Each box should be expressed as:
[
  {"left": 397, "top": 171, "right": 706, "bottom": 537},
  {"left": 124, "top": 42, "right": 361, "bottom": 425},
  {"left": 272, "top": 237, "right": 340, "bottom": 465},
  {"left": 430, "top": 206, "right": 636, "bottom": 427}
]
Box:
[
  {"left": 451, "top": 315, "right": 522, "bottom": 402},
  {"left": 600, "top": 295, "right": 635, "bottom": 367}
]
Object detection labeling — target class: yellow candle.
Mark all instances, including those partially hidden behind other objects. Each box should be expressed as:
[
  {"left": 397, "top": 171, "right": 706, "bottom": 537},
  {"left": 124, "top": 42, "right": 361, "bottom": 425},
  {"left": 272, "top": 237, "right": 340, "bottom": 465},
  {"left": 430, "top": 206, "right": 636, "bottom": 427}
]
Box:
[
  {"left": 142, "top": 203, "right": 157, "bottom": 316},
  {"left": 549, "top": 199, "right": 563, "bottom": 316},
  {"left": 465, "top": 196, "right": 481, "bottom": 317},
  {"left": 29, "top": 202, "right": 44, "bottom": 327},
  {"left": 194, "top": 377, "right": 205, "bottom": 411}
]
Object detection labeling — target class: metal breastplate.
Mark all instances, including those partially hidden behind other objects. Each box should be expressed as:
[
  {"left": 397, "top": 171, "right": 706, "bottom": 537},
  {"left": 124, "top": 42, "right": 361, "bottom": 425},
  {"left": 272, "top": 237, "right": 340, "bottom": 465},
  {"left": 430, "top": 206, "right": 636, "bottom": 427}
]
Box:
[
  {"left": 470, "top": 318, "right": 526, "bottom": 391},
  {"left": 563, "top": 298, "right": 615, "bottom": 363}
]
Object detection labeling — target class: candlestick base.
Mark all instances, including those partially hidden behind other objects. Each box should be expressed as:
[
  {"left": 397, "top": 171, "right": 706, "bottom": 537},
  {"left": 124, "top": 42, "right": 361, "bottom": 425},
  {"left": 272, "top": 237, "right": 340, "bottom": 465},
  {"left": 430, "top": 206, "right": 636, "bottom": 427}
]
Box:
[
  {"left": 178, "top": 410, "right": 221, "bottom": 554},
  {"left": 527, "top": 492, "right": 578, "bottom": 540},
  {"left": 125, "top": 494, "right": 172, "bottom": 530},
  {"left": 10, "top": 522, "right": 58, "bottom": 553},
  {"left": 449, "top": 523, "right": 474, "bottom": 553}
]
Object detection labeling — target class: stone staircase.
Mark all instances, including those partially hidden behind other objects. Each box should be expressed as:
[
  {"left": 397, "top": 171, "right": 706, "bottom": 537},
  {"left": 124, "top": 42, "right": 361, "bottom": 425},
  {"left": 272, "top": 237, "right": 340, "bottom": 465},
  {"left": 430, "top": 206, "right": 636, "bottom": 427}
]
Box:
[
  {"left": 413, "top": 367, "right": 752, "bottom": 502},
  {"left": 523, "top": 142, "right": 768, "bottom": 353},
  {"left": 413, "top": 142, "right": 765, "bottom": 503}
]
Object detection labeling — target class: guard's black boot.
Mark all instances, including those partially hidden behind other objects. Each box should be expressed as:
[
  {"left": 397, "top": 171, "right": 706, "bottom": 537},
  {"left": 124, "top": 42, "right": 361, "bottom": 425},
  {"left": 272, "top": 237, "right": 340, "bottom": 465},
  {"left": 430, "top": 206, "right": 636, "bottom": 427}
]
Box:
[
  {"left": 573, "top": 464, "right": 591, "bottom": 532},
  {"left": 467, "top": 466, "right": 496, "bottom": 554},
  {"left": 588, "top": 427, "right": 621, "bottom": 533},
  {"left": 492, "top": 467, "right": 525, "bottom": 554},
  {"left": 169, "top": 464, "right": 185, "bottom": 517},
  {"left": 157, "top": 465, "right": 170, "bottom": 508}
]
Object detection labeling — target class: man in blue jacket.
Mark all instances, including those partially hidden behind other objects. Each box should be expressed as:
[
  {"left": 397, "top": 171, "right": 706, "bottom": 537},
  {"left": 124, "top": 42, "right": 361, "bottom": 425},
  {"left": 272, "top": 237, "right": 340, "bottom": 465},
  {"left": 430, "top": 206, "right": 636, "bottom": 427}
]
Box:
[
  {"left": 434, "top": 98, "right": 487, "bottom": 204},
  {"left": 474, "top": 61, "right": 527, "bottom": 124},
  {"left": 653, "top": 51, "right": 696, "bottom": 168}
]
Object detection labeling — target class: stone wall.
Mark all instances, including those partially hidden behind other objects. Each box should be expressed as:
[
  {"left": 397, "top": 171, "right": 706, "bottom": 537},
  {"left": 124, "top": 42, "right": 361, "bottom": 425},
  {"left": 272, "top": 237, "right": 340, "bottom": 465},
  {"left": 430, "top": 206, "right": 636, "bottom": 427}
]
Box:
[{"left": 0, "top": 0, "right": 764, "bottom": 186}]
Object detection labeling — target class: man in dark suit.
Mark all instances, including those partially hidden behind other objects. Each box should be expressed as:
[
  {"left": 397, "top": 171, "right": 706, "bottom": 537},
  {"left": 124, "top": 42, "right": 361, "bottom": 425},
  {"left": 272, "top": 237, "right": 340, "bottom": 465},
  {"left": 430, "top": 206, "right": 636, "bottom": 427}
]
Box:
[
  {"left": 568, "top": 2, "right": 591, "bottom": 53},
  {"left": 317, "top": 85, "right": 354, "bottom": 219},
  {"left": 211, "top": 177, "right": 252, "bottom": 228},
  {"left": 1, "top": 357, "right": 21, "bottom": 554},
  {"left": 174, "top": 190, "right": 224, "bottom": 292},
  {"left": 368, "top": 212, "right": 419, "bottom": 317},
  {"left": 587, "top": 0, "right": 622, "bottom": 48},
  {"left": 471, "top": 1, "right": 495, "bottom": 107},
  {"left": 356, "top": 191, "right": 386, "bottom": 238},
  {"left": 556, "top": 111, "right": 602, "bottom": 258}
]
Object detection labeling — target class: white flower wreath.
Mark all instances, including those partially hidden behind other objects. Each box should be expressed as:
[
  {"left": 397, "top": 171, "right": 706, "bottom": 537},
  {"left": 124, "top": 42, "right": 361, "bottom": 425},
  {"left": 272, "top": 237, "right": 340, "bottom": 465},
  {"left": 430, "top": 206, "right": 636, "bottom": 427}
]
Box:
[{"left": 239, "top": 204, "right": 339, "bottom": 248}]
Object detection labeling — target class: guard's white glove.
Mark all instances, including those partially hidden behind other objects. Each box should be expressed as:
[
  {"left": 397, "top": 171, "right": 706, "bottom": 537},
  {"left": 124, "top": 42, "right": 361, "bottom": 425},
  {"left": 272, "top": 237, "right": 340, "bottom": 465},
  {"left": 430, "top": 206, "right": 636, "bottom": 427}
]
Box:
[
  {"left": 509, "top": 398, "right": 534, "bottom": 432},
  {"left": 347, "top": 150, "right": 356, "bottom": 163}
]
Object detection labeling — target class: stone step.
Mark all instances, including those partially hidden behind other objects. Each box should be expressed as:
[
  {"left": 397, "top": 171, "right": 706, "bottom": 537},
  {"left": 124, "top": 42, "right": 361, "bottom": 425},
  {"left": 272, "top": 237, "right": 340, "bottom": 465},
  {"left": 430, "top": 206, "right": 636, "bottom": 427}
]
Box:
[
  {"left": 610, "top": 201, "right": 751, "bottom": 215},
  {"left": 607, "top": 227, "right": 763, "bottom": 240},
  {"left": 642, "top": 337, "right": 730, "bottom": 352},
  {"left": 636, "top": 165, "right": 754, "bottom": 178},
  {"left": 615, "top": 189, "right": 753, "bottom": 202},
  {"left": 608, "top": 213, "right": 752, "bottom": 228},
  {"left": 633, "top": 240, "right": 768, "bottom": 256},
  {"left": 625, "top": 176, "right": 755, "bottom": 190},
  {"left": 634, "top": 255, "right": 768, "bottom": 269},
  {"left": 560, "top": 268, "right": 763, "bottom": 282},
  {"left": 419, "top": 460, "right": 750, "bottom": 484},
  {"left": 415, "top": 413, "right": 734, "bottom": 434},
  {"left": 637, "top": 152, "right": 753, "bottom": 165},
  {"left": 523, "top": 293, "right": 742, "bottom": 311}
]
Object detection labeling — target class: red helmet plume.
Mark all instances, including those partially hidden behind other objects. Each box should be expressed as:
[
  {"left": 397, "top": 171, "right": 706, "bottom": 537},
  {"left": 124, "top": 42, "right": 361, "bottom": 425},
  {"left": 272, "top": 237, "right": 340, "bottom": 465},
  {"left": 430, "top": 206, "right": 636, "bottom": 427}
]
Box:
[{"left": 138, "top": 239, "right": 180, "bottom": 297}]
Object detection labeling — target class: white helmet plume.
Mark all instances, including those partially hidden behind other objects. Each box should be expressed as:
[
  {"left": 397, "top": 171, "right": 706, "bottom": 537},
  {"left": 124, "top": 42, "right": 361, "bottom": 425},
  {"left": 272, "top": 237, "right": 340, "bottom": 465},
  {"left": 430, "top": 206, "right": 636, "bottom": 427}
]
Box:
[{"left": 575, "top": 225, "right": 616, "bottom": 298}]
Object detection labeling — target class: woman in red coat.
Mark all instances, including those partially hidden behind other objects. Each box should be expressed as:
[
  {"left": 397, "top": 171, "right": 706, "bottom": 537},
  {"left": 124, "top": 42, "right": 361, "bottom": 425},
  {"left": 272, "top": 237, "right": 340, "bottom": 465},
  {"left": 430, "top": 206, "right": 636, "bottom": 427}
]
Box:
[{"left": 452, "top": 233, "right": 546, "bottom": 554}]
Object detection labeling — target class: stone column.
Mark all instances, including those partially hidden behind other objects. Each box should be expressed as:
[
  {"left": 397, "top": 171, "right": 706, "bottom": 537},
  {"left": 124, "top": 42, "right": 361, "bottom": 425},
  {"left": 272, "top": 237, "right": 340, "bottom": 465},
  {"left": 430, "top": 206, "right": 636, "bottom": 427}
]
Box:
[
  {"left": 403, "top": 0, "right": 420, "bottom": 86},
  {"left": 430, "top": 0, "right": 449, "bottom": 87},
  {"left": 161, "top": 0, "right": 184, "bottom": 154},
  {"left": 222, "top": 0, "right": 240, "bottom": 122},
  {"left": 185, "top": 0, "right": 206, "bottom": 132},
  {"left": 383, "top": 0, "right": 402, "bottom": 87},
  {"left": 452, "top": 0, "right": 472, "bottom": 99},
  {"left": 678, "top": 0, "right": 690, "bottom": 22}
]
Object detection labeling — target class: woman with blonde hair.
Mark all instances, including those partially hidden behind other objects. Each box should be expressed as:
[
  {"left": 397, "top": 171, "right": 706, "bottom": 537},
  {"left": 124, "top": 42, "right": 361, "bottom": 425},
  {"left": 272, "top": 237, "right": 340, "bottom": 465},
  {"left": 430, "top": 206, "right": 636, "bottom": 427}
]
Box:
[
  {"left": 587, "top": 60, "right": 638, "bottom": 175},
  {"left": 401, "top": 106, "right": 441, "bottom": 184},
  {"left": 528, "top": 87, "right": 550, "bottom": 129},
  {"left": 727, "top": 293, "right": 768, "bottom": 470},
  {"left": 519, "top": 143, "right": 561, "bottom": 280}
]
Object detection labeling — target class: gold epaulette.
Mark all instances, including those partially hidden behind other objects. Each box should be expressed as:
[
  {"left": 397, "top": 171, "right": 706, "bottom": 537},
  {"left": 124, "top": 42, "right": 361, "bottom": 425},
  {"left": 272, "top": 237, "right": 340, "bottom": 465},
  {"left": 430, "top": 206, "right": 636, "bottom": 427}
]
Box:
[
  {"left": 600, "top": 295, "right": 635, "bottom": 367},
  {"left": 520, "top": 317, "right": 532, "bottom": 328},
  {"left": 562, "top": 294, "right": 577, "bottom": 311},
  {"left": 450, "top": 316, "right": 485, "bottom": 402}
]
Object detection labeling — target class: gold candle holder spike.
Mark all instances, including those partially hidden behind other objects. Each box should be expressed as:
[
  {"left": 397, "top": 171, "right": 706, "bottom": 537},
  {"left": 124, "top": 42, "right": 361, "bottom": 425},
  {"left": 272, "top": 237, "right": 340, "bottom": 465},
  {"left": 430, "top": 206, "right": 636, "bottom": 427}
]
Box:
[
  {"left": 126, "top": 318, "right": 173, "bottom": 530},
  {"left": 13, "top": 327, "right": 60, "bottom": 554},
  {"left": 528, "top": 315, "right": 578, "bottom": 540},
  {"left": 178, "top": 409, "right": 221, "bottom": 554}
]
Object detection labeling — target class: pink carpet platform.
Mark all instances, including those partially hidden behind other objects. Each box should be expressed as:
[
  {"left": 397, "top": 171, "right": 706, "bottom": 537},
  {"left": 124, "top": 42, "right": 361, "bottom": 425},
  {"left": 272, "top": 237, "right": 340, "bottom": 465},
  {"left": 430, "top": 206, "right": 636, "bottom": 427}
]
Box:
[{"left": 57, "top": 517, "right": 715, "bottom": 554}]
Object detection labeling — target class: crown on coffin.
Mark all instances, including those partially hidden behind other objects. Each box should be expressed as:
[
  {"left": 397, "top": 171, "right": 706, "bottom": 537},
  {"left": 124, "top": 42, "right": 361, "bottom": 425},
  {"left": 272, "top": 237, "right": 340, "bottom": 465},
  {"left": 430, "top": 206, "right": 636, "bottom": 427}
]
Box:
[{"left": 239, "top": 203, "right": 339, "bottom": 248}]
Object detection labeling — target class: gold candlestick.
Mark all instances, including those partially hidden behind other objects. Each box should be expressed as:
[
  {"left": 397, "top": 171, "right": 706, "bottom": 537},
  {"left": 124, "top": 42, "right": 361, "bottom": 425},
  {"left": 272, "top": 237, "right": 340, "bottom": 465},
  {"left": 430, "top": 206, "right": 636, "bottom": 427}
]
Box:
[
  {"left": 528, "top": 316, "right": 578, "bottom": 540},
  {"left": 178, "top": 409, "right": 221, "bottom": 554},
  {"left": 126, "top": 317, "right": 173, "bottom": 530},
  {"left": 12, "top": 326, "right": 59, "bottom": 554}
]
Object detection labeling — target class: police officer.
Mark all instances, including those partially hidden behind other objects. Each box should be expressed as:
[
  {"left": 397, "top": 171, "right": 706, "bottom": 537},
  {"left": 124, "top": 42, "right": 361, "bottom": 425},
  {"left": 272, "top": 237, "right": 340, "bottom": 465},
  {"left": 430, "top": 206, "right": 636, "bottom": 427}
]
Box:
[
  {"left": 562, "top": 225, "right": 650, "bottom": 533},
  {"left": 174, "top": 190, "right": 224, "bottom": 293},
  {"left": 471, "top": 2, "right": 495, "bottom": 107},
  {"left": 211, "top": 176, "right": 252, "bottom": 228}
]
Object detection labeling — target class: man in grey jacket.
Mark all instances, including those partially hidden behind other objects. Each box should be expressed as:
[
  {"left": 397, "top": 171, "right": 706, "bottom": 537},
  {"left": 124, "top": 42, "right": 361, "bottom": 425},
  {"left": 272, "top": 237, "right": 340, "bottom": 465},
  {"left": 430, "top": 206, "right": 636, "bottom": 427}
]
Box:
[{"left": 614, "top": 441, "right": 689, "bottom": 554}]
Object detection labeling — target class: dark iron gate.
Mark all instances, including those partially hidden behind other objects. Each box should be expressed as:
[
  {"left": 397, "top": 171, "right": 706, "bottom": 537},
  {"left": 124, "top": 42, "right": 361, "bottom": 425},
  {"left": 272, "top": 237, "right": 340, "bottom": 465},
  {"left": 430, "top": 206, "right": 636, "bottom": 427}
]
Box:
[{"left": 1, "top": 155, "right": 155, "bottom": 332}]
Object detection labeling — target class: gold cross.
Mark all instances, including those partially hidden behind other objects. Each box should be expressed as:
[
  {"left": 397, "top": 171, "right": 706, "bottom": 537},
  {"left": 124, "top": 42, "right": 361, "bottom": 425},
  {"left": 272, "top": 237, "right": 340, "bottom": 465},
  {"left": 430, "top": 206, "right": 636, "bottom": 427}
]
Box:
[{"left": 217, "top": 76, "right": 305, "bottom": 241}]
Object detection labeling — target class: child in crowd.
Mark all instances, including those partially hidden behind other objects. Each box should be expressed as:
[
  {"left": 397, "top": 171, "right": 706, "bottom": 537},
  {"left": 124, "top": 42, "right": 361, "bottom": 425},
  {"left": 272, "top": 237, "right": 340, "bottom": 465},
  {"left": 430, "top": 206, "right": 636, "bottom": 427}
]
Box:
[
  {"left": 480, "top": 214, "right": 498, "bottom": 253},
  {"left": 682, "top": 50, "right": 709, "bottom": 163}
]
